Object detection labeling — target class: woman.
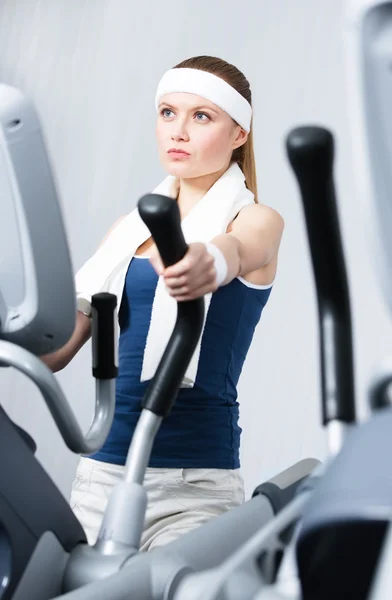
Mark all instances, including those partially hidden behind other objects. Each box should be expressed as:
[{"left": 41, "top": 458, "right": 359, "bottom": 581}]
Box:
[{"left": 42, "top": 55, "right": 284, "bottom": 551}]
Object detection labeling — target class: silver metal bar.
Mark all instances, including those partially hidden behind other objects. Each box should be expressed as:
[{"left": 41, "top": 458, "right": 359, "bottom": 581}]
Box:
[
  {"left": 0, "top": 340, "right": 115, "bottom": 454},
  {"left": 174, "top": 492, "right": 311, "bottom": 600},
  {"left": 124, "top": 409, "right": 162, "bottom": 484}
]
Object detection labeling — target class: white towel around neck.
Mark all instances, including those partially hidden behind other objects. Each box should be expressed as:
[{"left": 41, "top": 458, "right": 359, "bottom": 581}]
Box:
[{"left": 75, "top": 162, "right": 254, "bottom": 387}]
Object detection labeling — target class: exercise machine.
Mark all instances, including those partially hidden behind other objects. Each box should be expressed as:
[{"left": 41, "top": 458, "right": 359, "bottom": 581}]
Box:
[{"left": 0, "top": 83, "right": 317, "bottom": 599}]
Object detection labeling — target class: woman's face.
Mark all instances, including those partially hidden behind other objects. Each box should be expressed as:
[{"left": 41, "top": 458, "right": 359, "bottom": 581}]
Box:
[{"left": 155, "top": 92, "right": 248, "bottom": 179}]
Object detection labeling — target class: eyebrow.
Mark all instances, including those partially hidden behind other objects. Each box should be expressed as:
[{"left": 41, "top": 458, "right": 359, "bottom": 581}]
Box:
[{"left": 158, "top": 102, "right": 220, "bottom": 116}]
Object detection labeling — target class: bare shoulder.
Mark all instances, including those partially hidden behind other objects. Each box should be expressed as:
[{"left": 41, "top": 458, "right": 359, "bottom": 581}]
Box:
[
  {"left": 228, "top": 203, "right": 285, "bottom": 234},
  {"left": 226, "top": 203, "right": 285, "bottom": 286},
  {"left": 239, "top": 203, "right": 284, "bottom": 229}
]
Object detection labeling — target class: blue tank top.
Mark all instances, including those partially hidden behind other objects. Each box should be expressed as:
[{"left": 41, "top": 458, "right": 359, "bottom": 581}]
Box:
[{"left": 92, "top": 256, "right": 272, "bottom": 469}]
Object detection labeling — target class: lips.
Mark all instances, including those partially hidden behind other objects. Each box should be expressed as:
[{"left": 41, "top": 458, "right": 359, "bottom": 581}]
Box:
[{"left": 168, "top": 148, "right": 191, "bottom": 156}]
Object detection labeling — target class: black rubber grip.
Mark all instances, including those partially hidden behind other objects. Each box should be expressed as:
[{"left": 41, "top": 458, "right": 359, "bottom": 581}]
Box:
[
  {"left": 138, "top": 193, "right": 188, "bottom": 266},
  {"left": 91, "top": 292, "right": 118, "bottom": 380},
  {"left": 286, "top": 126, "right": 356, "bottom": 425},
  {"left": 137, "top": 193, "right": 204, "bottom": 417}
]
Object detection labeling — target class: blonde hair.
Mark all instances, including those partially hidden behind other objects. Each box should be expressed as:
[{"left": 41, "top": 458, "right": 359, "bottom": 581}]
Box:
[{"left": 174, "top": 55, "right": 258, "bottom": 203}]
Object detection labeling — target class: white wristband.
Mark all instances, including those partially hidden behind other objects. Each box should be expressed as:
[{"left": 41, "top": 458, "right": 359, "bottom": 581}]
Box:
[{"left": 205, "top": 242, "right": 228, "bottom": 287}]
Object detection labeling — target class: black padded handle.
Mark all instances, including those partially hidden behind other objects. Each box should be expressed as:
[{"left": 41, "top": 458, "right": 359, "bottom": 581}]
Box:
[
  {"left": 137, "top": 193, "right": 204, "bottom": 417},
  {"left": 138, "top": 193, "right": 188, "bottom": 266},
  {"left": 91, "top": 292, "right": 118, "bottom": 379},
  {"left": 286, "top": 126, "right": 356, "bottom": 425}
]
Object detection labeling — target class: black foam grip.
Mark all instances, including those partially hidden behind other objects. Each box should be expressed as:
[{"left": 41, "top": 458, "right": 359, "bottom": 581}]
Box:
[
  {"left": 91, "top": 292, "right": 118, "bottom": 380},
  {"left": 138, "top": 193, "right": 188, "bottom": 266},
  {"left": 286, "top": 127, "right": 356, "bottom": 425},
  {"left": 137, "top": 193, "right": 204, "bottom": 417}
]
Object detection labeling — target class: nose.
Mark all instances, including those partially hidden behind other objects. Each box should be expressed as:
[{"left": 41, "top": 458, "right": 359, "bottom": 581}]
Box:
[{"left": 171, "top": 118, "right": 190, "bottom": 143}]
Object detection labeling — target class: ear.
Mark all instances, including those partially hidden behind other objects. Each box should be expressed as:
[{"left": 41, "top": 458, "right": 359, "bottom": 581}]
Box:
[{"left": 232, "top": 126, "right": 248, "bottom": 151}]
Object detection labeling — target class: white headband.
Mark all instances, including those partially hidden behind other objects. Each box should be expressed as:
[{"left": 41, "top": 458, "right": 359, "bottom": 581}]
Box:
[{"left": 155, "top": 68, "right": 252, "bottom": 133}]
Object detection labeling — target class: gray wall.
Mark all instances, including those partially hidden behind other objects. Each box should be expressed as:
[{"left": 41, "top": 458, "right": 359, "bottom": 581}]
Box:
[{"left": 0, "top": 0, "right": 391, "bottom": 499}]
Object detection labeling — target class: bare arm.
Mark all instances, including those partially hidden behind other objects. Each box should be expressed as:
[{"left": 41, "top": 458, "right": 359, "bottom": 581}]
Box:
[
  {"left": 40, "top": 310, "right": 92, "bottom": 372},
  {"left": 40, "top": 214, "right": 127, "bottom": 372},
  {"left": 213, "top": 204, "right": 285, "bottom": 283},
  {"left": 156, "top": 204, "right": 285, "bottom": 301}
]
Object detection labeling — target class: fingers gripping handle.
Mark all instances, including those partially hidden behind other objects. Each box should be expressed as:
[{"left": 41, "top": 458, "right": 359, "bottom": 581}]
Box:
[
  {"left": 91, "top": 292, "right": 118, "bottom": 379},
  {"left": 286, "top": 126, "right": 356, "bottom": 425}
]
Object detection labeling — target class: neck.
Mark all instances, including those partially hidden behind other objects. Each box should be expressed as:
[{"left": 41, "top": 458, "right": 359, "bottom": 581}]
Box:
[{"left": 177, "top": 163, "right": 231, "bottom": 218}]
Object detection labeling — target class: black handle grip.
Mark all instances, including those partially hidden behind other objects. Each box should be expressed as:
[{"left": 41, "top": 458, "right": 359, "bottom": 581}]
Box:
[
  {"left": 91, "top": 292, "right": 118, "bottom": 380},
  {"left": 286, "top": 126, "right": 356, "bottom": 425},
  {"left": 138, "top": 193, "right": 188, "bottom": 266},
  {"left": 137, "top": 193, "right": 204, "bottom": 417}
]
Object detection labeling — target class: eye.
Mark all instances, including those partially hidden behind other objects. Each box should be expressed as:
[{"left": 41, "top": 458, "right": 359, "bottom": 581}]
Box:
[
  {"left": 161, "top": 108, "right": 175, "bottom": 118},
  {"left": 195, "top": 111, "right": 210, "bottom": 122}
]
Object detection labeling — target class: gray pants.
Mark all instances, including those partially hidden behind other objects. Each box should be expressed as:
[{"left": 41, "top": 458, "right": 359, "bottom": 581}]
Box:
[{"left": 70, "top": 457, "right": 245, "bottom": 551}]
